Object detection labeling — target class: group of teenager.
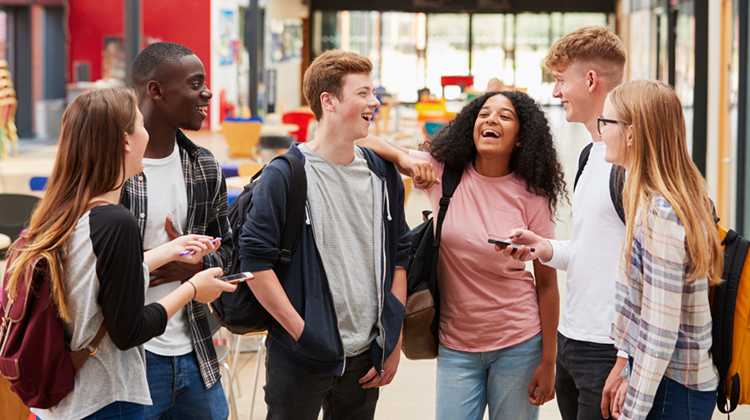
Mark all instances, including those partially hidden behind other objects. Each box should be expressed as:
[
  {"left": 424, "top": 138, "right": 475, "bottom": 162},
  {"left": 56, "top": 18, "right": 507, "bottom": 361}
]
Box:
[{"left": 5, "top": 23, "right": 721, "bottom": 420}]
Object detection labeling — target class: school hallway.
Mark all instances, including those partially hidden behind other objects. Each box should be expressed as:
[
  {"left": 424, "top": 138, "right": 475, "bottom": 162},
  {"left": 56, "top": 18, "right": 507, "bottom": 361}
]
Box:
[{"left": 1, "top": 106, "right": 748, "bottom": 420}]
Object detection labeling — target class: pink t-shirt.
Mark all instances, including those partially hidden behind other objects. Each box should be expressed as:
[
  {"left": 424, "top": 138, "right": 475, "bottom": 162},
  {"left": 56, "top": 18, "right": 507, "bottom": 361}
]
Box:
[{"left": 410, "top": 150, "right": 555, "bottom": 352}]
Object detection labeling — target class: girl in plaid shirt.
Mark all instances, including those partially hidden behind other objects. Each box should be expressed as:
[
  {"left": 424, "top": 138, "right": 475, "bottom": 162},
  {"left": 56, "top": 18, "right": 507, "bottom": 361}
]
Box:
[{"left": 599, "top": 80, "right": 723, "bottom": 420}]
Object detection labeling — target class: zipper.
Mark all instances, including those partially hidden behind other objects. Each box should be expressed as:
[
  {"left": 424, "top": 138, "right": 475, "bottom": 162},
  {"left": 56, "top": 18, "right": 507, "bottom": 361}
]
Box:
[
  {"left": 305, "top": 200, "right": 347, "bottom": 375},
  {"left": 378, "top": 179, "right": 387, "bottom": 375}
]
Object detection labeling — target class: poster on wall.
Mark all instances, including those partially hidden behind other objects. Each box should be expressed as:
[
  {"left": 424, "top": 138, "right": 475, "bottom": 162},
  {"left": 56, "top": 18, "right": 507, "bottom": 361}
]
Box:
[
  {"left": 219, "top": 10, "right": 236, "bottom": 65},
  {"left": 102, "top": 36, "right": 126, "bottom": 83},
  {"left": 268, "top": 19, "right": 302, "bottom": 63}
]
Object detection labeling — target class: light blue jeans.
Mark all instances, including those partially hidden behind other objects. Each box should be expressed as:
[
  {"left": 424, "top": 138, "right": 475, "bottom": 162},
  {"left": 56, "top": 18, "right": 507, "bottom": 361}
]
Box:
[{"left": 436, "top": 333, "right": 542, "bottom": 420}]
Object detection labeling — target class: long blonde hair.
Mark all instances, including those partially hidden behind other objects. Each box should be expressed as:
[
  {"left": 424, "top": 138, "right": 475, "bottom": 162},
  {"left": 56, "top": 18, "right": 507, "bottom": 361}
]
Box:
[
  {"left": 609, "top": 80, "right": 723, "bottom": 285},
  {"left": 5, "top": 87, "right": 138, "bottom": 321}
]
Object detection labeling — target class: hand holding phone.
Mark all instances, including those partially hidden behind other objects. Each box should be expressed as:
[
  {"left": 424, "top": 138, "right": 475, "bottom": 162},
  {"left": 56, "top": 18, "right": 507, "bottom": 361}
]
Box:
[
  {"left": 215, "top": 272, "right": 254, "bottom": 284},
  {"left": 488, "top": 238, "right": 536, "bottom": 253}
]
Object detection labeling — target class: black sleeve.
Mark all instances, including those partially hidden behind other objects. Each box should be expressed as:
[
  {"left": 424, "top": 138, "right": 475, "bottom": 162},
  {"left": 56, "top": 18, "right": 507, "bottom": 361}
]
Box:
[{"left": 89, "top": 205, "right": 168, "bottom": 350}]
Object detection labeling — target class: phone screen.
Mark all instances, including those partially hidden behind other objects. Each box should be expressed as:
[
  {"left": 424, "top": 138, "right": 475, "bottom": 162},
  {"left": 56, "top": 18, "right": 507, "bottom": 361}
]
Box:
[
  {"left": 487, "top": 238, "right": 535, "bottom": 253},
  {"left": 216, "top": 272, "right": 253, "bottom": 284}
]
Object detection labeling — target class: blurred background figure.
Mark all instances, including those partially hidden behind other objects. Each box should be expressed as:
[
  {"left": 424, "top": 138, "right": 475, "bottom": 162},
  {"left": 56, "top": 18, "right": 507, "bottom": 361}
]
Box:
[{"left": 486, "top": 78, "right": 507, "bottom": 92}]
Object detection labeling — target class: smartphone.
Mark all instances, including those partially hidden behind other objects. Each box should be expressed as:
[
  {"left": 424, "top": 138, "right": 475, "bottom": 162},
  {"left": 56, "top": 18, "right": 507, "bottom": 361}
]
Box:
[
  {"left": 216, "top": 272, "right": 254, "bottom": 284},
  {"left": 488, "top": 238, "right": 535, "bottom": 253}
]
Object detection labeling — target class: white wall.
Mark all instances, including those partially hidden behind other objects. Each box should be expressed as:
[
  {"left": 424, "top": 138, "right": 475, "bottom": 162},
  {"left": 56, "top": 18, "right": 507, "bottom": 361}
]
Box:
[{"left": 264, "top": 0, "right": 308, "bottom": 112}]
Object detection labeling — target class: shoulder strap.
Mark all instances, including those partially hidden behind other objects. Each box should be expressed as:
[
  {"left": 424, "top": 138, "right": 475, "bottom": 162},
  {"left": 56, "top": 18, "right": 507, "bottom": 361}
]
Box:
[
  {"left": 714, "top": 228, "right": 747, "bottom": 413},
  {"left": 573, "top": 143, "right": 593, "bottom": 191},
  {"left": 609, "top": 165, "right": 626, "bottom": 225},
  {"left": 273, "top": 153, "right": 307, "bottom": 265},
  {"left": 433, "top": 165, "right": 463, "bottom": 248},
  {"left": 70, "top": 323, "right": 107, "bottom": 373}
]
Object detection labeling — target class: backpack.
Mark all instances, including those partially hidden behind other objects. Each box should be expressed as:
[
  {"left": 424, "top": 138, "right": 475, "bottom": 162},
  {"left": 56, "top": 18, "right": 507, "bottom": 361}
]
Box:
[
  {"left": 0, "top": 236, "right": 106, "bottom": 409},
  {"left": 401, "top": 165, "right": 461, "bottom": 360},
  {"left": 211, "top": 152, "right": 306, "bottom": 334},
  {"left": 712, "top": 223, "right": 750, "bottom": 413},
  {"left": 574, "top": 142, "right": 626, "bottom": 224}
]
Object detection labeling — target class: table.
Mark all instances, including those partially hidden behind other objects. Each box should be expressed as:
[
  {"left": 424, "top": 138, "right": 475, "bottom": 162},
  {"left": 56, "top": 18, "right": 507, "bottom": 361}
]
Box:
[
  {"left": 260, "top": 123, "right": 298, "bottom": 136},
  {"left": 0, "top": 233, "right": 10, "bottom": 250},
  {"left": 226, "top": 176, "right": 252, "bottom": 191}
]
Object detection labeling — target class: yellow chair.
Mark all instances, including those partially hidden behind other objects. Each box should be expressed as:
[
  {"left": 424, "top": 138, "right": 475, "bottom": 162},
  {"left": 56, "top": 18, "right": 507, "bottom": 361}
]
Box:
[
  {"left": 402, "top": 174, "right": 412, "bottom": 206},
  {"left": 221, "top": 120, "right": 262, "bottom": 159},
  {"left": 237, "top": 162, "right": 265, "bottom": 178}
]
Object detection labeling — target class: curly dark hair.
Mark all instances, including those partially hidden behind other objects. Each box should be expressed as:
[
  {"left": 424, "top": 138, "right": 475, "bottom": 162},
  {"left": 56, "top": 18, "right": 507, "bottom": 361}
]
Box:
[{"left": 422, "top": 91, "right": 568, "bottom": 214}]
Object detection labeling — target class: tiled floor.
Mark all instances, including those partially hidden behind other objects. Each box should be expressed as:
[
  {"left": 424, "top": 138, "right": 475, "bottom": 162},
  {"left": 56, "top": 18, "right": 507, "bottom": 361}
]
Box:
[{"left": 2, "top": 106, "right": 748, "bottom": 419}]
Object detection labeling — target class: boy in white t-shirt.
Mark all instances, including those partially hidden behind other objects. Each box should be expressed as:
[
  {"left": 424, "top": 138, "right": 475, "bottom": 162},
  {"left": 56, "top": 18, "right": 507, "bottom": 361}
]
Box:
[
  {"left": 498, "top": 26, "right": 629, "bottom": 420},
  {"left": 122, "top": 42, "right": 232, "bottom": 420}
]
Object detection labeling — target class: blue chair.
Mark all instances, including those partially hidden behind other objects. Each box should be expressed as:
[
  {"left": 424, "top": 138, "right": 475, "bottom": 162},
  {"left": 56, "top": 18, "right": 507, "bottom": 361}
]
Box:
[
  {"left": 29, "top": 176, "right": 48, "bottom": 191},
  {"left": 227, "top": 188, "right": 241, "bottom": 205},
  {"left": 225, "top": 116, "right": 263, "bottom": 123},
  {"left": 221, "top": 163, "right": 240, "bottom": 179},
  {"left": 424, "top": 121, "right": 445, "bottom": 139}
]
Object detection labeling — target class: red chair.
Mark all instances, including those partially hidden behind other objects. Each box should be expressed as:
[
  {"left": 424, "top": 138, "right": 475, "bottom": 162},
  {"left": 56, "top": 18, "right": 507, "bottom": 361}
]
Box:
[{"left": 282, "top": 111, "right": 315, "bottom": 143}]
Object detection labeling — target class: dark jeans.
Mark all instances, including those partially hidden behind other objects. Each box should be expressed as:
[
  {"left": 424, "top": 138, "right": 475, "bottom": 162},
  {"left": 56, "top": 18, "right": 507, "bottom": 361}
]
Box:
[
  {"left": 555, "top": 332, "right": 618, "bottom": 420},
  {"left": 640, "top": 364, "right": 715, "bottom": 419},
  {"left": 38, "top": 401, "right": 144, "bottom": 420},
  {"left": 264, "top": 351, "right": 379, "bottom": 420}
]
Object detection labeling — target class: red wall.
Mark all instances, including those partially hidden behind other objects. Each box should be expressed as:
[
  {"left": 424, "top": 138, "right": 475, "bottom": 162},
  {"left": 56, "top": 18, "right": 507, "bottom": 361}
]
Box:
[{"left": 68, "top": 0, "right": 211, "bottom": 87}]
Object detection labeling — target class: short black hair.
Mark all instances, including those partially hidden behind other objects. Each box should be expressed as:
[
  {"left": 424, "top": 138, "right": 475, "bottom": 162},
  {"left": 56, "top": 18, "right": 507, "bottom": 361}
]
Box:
[{"left": 131, "top": 42, "right": 195, "bottom": 88}]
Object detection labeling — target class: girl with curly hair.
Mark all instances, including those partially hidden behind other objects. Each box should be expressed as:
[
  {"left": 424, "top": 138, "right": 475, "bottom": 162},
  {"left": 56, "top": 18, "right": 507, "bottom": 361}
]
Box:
[{"left": 358, "top": 90, "right": 567, "bottom": 420}]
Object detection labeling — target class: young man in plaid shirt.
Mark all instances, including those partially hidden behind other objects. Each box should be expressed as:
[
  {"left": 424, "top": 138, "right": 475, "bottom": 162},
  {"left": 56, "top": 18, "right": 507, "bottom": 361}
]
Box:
[{"left": 121, "top": 42, "right": 233, "bottom": 420}]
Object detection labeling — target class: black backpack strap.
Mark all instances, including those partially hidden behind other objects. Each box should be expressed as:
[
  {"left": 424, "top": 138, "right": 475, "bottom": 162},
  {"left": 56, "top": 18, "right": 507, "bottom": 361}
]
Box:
[
  {"left": 433, "top": 165, "right": 463, "bottom": 248},
  {"left": 609, "top": 165, "right": 626, "bottom": 225},
  {"left": 273, "top": 153, "right": 307, "bottom": 265},
  {"left": 714, "top": 229, "right": 747, "bottom": 413},
  {"left": 427, "top": 164, "right": 463, "bottom": 343},
  {"left": 573, "top": 142, "right": 593, "bottom": 190}
]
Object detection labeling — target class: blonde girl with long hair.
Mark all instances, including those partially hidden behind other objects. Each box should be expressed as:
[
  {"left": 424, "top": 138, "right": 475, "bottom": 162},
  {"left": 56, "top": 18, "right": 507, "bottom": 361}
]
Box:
[
  {"left": 4, "top": 87, "right": 237, "bottom": 420},
  {"left": 599, "top": 80, "right": 722, "bottom": 420}
]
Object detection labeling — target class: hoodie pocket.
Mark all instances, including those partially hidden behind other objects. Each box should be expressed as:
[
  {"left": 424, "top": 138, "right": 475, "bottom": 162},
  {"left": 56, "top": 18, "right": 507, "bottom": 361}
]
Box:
[{"left": 293, "top": 293, "right": 341, "bottom": 362}]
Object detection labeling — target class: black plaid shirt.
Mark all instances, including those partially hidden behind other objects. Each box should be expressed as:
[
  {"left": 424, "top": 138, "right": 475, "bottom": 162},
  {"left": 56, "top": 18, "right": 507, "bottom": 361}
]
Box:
[{"left": 121, "top": 130, "right": 232, "bottom": 389}]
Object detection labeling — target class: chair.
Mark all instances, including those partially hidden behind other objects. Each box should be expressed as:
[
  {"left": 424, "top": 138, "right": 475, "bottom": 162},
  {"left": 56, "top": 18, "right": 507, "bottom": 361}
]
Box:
[
  {"left": 423, "top": 121, "right": 445, "bottom": 140},
  {"left": 0, "top": 194, "right": 40, "bottom": 254},
  {"left": 222, "top": 121, "right": 262, "bottom": 159},
  {"left": 281, "top": 111, "right": 315, "bottom": 143},
  {"left": 29, "top": 176, "right": 49, "bottom": 191},
  {"left": 401, "top": 174, "right": 412, "bottom": 206},
  {"left": 207, "top": 309, "right": 239, "bottom": 420},
  {"left": 237, "top": 162, "right": 265, "bottom": 178},
  {"left": 227, "top": 189, "right": 241, "bottom": 206},
  {"left": 229, "top": 332, "right": 267, "bottom": 420}
]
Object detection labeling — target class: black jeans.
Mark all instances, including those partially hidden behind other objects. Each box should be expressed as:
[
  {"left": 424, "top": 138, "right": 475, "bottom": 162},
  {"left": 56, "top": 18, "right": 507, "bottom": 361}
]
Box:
[
  {"left": 555, "top": 332, "right": 619, "bottom": 420},
  {"left": 264, "top": 351, "right": 379, "bottom": 420}
]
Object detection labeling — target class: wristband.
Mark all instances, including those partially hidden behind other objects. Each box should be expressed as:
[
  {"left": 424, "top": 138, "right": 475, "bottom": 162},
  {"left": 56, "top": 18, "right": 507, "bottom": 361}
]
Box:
[{"left": 187, "top": 280, "right": 197, "bottom": 301}]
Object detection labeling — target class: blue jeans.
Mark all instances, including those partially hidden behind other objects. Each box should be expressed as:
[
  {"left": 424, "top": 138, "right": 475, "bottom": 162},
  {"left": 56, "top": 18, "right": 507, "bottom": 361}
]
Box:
[
  {"left": 645, "top": 376, "right": 715, "bottom": 420},
  {"left": 143, "top": 351, "right": 229, "bottom": 420},
  {"left": 436, "top": 333, "right": 542, "bottom": 420},
  {"left": 555, "top": 332, "right": 619, "bottom": 420},
  {"left": 263, "top": 351, "right": 379, "bottom": 420},
  {"left": 37, "top": 401, "right": 144, "bottom": 420}
]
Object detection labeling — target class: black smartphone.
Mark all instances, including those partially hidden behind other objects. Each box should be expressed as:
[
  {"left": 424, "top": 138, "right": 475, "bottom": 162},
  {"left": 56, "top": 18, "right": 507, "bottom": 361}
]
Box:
[
  {"left": 488, "top": 238, "right": 535, "bottom": 253},
  {"left": 216, "top": 272, "right": 253, "bottom": 284}
]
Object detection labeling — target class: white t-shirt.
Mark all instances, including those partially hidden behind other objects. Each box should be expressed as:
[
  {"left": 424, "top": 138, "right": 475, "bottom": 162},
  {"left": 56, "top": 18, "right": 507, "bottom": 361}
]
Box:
[
  {"left": 545, "top": 141, "right": 626, "bottom": 345},
  {"left": 142, "top": 142, "right": 192, "bottom": 356}
]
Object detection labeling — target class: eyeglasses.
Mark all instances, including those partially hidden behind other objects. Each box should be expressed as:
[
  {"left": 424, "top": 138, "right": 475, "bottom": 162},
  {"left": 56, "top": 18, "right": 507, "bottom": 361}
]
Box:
[{"left": 597, "top": 117, "right": 626, "bottom": 135}]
